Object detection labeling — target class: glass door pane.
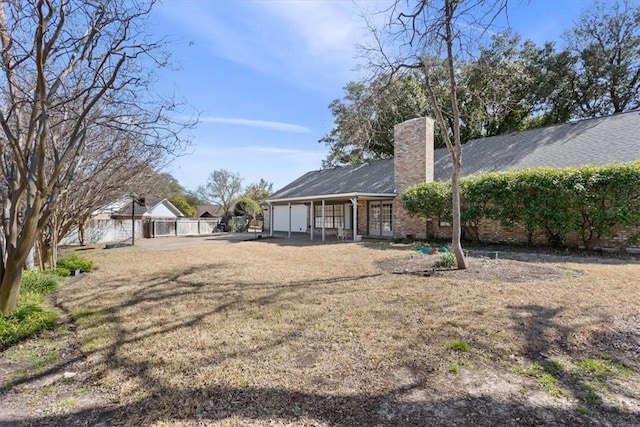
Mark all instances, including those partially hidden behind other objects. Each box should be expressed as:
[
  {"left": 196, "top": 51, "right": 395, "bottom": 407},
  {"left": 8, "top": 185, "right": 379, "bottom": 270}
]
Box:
[
  {"left": 381, "top": 202, "right": 393, "bottom": 236},
  {"left": 369, "top": 202, "right": 380, "bottom": 235}
]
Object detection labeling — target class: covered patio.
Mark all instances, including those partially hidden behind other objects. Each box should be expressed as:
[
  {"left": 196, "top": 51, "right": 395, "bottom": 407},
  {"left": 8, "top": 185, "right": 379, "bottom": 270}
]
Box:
[
  {"left": 264, "top": 159, "right": 397, "bottom": 242},
  {"left": 266, "top": 192, "right": 396, "bottom": 242}
]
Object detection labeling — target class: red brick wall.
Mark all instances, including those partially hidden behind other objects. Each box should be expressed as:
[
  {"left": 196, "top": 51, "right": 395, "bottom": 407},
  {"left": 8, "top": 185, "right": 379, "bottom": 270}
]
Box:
[
  {"left": 389, "top": 116, "right": 640, "bottom": 249},
  {"left": 429, "top": 217, "right": 640, "bottom": 249},
  {"left": 393, "top": 117, "right": 434, "bottom": 239}
]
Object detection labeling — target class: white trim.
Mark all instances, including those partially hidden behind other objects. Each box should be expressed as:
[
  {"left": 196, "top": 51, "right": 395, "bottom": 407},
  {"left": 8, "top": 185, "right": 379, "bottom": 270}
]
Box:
[
  {"left": 321, "top": 200, "right": 325, "bottom": 241},
  {"left": 288, "top": 202, "right": 292, "bottom": 239},
  {"left": 309, "top": 200, "right": 316, "bottom": 240},
  {"left": 266, "top": 192, "right": 396, "bottom": 204},
  {"left": 351, "top": 197, "right": 358, "bottom": 242}
]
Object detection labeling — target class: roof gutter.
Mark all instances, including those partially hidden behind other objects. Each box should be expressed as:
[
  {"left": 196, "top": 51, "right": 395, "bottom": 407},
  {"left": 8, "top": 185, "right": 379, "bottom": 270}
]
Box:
[{"left": 266, "top": 192, "right": 397, "bottom": 204}]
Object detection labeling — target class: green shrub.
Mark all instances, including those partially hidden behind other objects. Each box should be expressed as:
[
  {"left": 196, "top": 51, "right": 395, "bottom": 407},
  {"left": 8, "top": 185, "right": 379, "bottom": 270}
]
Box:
[
  {"left": 57, "top": 254, "right": 93, "bottom": 272},
  {"left": 234, "top": 197, "right": 262, "bottom": 219},
  {"left": 0, "top": 292, "right": 59, "bottom": 349},
  {"left": 450, "top": 339, "right": 471, "bottom": 352},
  {"left": 53, "top": 267, "right": 71, "bottom": 277},
  {"left": 404, "top": 163, "right": 640, "bottom": 247},
  {"left": 20, "top": 270, "right": 63, "bottom": 295},
  {"left": 434, "top": 252, "right": 457, "bottom": 269}
]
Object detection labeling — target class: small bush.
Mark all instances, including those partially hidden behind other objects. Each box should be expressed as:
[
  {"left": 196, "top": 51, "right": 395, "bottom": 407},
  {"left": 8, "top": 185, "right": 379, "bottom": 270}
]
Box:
[
  {"left": 53, "top": 267, "right": 71, "bottom": 277},
  {"left": 0, "top": 292, "right": 59, "bottom": 349},
  {"left": 57, "top": 254, "right": 93, "bottom": 272},
  {"left": 450, "top": 339, "right": 471, "bottom": 352},
  {"left": 434, "top": 252, "right": 457, "bottom": 269},
  {"left": 20, "top": 270, "right": 63, "bottom": 295}
]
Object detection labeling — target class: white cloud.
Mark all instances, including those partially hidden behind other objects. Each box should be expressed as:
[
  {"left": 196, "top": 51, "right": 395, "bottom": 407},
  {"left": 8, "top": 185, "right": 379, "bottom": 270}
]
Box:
[
  {"left": 169, "top": 144, "right": 326, "bottom": 192},
  {"left": 196, "top": 144, "right": 325, "bottom": 161},
  {"left": 229, "top": 145, "right": 325, "bottom": 158},
  {"left": 158, "top": 1, "right": 390, "bottom": 92},
  {"left": 199, "top": 116, "right": 311, "bottom": 134}
]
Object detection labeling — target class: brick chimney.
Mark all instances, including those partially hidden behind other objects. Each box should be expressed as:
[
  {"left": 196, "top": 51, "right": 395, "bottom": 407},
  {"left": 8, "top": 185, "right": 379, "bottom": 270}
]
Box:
[{"left": 392, "top": 116, "right": 435, "bottom": 239}]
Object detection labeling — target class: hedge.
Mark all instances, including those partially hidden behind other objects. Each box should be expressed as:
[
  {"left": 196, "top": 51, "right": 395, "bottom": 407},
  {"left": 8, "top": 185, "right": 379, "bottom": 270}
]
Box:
[{"left": 403, "top": 163, "right": 640, "bottom": 248}]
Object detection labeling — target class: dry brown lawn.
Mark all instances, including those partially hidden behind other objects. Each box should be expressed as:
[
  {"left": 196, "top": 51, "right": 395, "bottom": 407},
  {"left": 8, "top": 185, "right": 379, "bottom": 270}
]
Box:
[{"left": 1, "top": 238, "right": 639, "bottom": 426}]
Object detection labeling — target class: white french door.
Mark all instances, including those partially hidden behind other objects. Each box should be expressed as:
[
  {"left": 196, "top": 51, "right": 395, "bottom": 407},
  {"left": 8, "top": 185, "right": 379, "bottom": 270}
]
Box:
[{"left": 369, "top": 201, "right": 393, "bottom": 237}]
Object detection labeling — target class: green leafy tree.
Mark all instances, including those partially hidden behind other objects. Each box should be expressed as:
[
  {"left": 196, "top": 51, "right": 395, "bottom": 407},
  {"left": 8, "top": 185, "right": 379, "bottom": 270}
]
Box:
[
  {"left": 565, "top": 0, "right": 640, "bottom": 117},
  {"left": 320, "top": 75, "right": 429, "bottom": 166},
  {"left": 169, "top": 196, "right": 196, "bottom": 217},
  {"left": 234, "top": 198, "right": 262, "bottom": 218},
  {"left": 146, "top": 172, "right": 200, "bottom": 217}
]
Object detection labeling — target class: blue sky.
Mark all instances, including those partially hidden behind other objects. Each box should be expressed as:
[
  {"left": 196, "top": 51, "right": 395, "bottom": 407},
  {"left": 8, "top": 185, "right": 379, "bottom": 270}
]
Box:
[{"left": 149, "top": 0, "right": 601, "bottom": 193}]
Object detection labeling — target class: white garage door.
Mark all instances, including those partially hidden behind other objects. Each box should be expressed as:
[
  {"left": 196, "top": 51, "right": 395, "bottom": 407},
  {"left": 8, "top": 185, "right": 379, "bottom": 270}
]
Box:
[{"left": 273, "top": 204, "right": 308, "bottom": 232}]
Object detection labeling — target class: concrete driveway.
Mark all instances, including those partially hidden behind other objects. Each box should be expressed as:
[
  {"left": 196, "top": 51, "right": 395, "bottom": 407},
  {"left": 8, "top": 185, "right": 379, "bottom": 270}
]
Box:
[{"left": 133, "top": 232, "right": 265, "bottom": 251}]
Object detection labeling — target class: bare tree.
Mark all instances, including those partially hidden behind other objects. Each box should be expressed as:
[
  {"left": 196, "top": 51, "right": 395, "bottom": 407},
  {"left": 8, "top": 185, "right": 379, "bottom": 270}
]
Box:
[
  {"left": 243, "top": 178, "right": 274, "bottom": 203},
  {"left": 37, "top": 127, "right": 165, "bottom": 268},
  {"left": 0, "top": 0, "right": 188, "bottom": 314},
  {"left": 198, "top": 169, "right": 243, "bottom": 217},
  {"left": 365, "top": 0, "right": 508, "bottom": 269}
]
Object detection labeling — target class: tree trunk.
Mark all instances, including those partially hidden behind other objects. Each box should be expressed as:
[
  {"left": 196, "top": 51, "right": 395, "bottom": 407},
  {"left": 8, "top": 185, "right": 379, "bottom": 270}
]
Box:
[
  {"left": 451, "top": 162, "right": 468, "bottom": 269},
  {"left": 79, "top": 221, "right": 86, "bottom": 246},
  {"left": 0, "top": 261, "right": 22, "bottom": 315}
]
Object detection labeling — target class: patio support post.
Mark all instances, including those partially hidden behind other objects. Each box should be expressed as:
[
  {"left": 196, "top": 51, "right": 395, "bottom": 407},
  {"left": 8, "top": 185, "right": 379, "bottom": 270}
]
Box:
[
  {"left": 288, "top": 202, "right": 292, "bottom": 239},
  {"left": 269, "top": 204, "right": 273, "bottom": 237},
  {"left": 321, "top": 200, "right": 325, "bottom": 241},
  {"left": 351, "top": 197, "right": 358, "bottom": 242},
  {"left": 310, "top": 201, "right": 314, "bottom": 241}
]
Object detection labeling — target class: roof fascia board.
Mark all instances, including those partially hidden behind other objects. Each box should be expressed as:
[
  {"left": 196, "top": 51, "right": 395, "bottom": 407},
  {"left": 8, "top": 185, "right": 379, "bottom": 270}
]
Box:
[{"left": 266, "top": 192, "right": 396, "bottom": 204}]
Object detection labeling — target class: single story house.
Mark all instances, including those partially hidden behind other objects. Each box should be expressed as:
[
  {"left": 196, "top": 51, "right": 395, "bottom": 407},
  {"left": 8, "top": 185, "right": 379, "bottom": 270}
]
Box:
[
  {"left": 60, "top": 198, "right": 184, "bottom": 245},
  {"left": 196, "top": 204, "right": 226, "bottom": 219},
  {"left": 264, "top": 110, "right": 640, "bottom": 244},
  {"left": 111, "top": 198, "right": 184, "bottom": 220}
]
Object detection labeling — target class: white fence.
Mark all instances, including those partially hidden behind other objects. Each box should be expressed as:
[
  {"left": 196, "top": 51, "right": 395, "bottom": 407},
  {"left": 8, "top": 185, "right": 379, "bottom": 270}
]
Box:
[
  {"left": 60, "top": 218, "right": 224, "bottom": 245},
  {"left": 59, "top": 219, "right": 144, "bottom": 246},
  {"left": 152, "top": 219, "right": 219, "bottom": 237}
]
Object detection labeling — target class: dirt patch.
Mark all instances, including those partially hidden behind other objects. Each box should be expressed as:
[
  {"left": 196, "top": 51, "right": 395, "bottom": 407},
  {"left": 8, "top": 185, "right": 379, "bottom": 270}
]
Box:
[
  {"left": 1, "top": 241, "right": 639, "bottom": 426},
  {"left": 376, "top": 252, "right": 582, "bottom": 282}
]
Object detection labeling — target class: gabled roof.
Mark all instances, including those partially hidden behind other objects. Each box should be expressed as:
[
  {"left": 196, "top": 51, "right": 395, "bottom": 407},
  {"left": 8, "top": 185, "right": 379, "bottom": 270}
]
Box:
[
  {"left": 435, "top": 110, "right": 640, "bottom": 180},
  {"left": 114, "top": 198, "right": 184, "bottom": 218},
  {"left": 267, "top": 159, "right": 394, "bottom": 202},
  {"left": 196, "top": 204, "right": 225, "bottom": 218},
  {"left": 268, "top": 111, "right": 640, "bottom": 202}
]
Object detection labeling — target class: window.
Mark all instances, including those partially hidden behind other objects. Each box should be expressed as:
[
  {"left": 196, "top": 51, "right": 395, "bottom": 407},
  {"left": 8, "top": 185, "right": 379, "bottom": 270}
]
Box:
[{"left": 314, "top": 204, "right": 344, "bottom": 228}]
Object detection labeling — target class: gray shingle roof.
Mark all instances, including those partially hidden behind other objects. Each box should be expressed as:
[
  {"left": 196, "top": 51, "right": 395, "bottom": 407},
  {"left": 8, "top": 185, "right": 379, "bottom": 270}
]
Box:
[
  {"left": 269, "top": 111, "right": 640, "bottom": 201},
  {"left": 435, "top": 110, "right": 640, "bottom": 180},
  {"left": 268, "top": 159, "right": 394, "bottom": 201}
]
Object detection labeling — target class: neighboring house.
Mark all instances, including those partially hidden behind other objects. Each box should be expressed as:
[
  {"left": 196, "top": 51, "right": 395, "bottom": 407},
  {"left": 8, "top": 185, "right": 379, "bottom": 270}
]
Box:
[
  {"left": 111, "top": 198, "right": 184, "bottom": 220},
  {"left": 60, "top": 198, "right": 184, "bottom": 245},
  {"left": 265, "top": 111, "right": 640, "bottom": 245},
  {"left": 195, "top": 204, "right": 226, "bottom": 219}
]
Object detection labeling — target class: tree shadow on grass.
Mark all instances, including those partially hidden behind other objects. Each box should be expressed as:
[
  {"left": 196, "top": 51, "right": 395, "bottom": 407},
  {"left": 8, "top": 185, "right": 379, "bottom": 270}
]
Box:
[
  {"left": 3, "top": 381, "right": 638, "bottom": 426},
  {"left": 0, "top": 265, "right": 383, "bottom": 395},
  {"left": 2, "top": 264, "right": 638, "bottom": 426},
  {"left": 506, "top": 304, "right": 640, "bottom": 422}
]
